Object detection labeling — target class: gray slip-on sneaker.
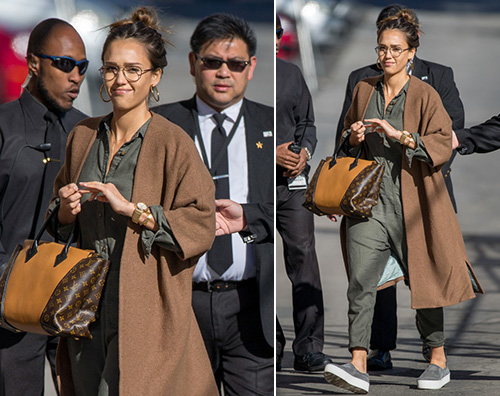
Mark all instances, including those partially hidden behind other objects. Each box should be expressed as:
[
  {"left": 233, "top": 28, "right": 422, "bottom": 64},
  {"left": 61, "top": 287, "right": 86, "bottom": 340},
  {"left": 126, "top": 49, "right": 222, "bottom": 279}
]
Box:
[
  {"left": 324, "top": 362, "right": 369, "bottom": 394},
  {"left": 417, "top": 364, "right": 450, "bottom": 390}
]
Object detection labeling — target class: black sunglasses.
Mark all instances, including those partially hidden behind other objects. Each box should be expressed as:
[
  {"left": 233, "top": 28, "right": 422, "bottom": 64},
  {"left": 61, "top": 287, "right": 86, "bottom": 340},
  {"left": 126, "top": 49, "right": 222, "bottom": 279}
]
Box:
[
  {"left": 276, "top": 28, "right": 284, "bottom": 40},
  {"left": 195, "top": 54, "right": 250, "bottom": 73},
  {"left": 35, "top": 54, "right": 89, "bottom": 75}
]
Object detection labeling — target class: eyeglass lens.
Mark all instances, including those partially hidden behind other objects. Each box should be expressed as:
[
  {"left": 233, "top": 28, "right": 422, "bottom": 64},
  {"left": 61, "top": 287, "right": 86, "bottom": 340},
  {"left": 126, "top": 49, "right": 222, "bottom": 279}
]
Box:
[
  {"left": 375, "top": 46, "right": 407, "bottom": 58},
  {"left": 100, "top": 66, "right": 150, "bottom": 82},
  {"left": 276, "top": 28, "right": 284, "bottom": 39}
]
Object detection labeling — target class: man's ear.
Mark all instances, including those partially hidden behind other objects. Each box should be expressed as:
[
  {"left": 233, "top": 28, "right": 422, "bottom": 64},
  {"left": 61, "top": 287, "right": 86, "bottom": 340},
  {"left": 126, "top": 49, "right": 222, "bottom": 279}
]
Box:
[
  {"left": 26, "top": 54, "right": 40, "bottom": 76},
  {"left": 247, "top": 56, "right": 257, "bottom": 82},
  {"left": 188, "top": 52, "right": 196, "bottom": 77}
]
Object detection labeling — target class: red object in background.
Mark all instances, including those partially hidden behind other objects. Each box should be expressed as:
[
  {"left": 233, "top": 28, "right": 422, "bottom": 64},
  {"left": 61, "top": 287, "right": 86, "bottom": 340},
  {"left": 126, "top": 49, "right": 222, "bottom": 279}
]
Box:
[
  {"left": 277, "top": 14, "right": 299, "bottom": 61},
  {"left": 0, "top": 27, "right": 29, "bottom": 104}
]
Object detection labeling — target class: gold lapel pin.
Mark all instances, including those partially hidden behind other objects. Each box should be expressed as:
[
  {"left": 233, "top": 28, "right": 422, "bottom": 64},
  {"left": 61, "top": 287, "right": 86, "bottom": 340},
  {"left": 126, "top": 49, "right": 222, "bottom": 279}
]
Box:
[{"left": 256, "top": 141, "right": 263, "bottom": 149}]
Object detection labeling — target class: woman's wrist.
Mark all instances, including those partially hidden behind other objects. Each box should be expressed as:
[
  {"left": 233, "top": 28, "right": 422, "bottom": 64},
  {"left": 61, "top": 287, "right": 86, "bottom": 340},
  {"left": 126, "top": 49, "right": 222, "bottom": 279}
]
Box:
[{"left": 399, "top": 130, "right": 415, "bottom": 147}]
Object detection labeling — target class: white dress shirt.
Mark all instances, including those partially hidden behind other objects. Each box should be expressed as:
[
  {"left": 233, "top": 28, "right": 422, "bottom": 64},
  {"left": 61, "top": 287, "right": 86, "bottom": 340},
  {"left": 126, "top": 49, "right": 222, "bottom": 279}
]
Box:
[{"left": 192, "top": 96, "right": 256, "bottom": 282}]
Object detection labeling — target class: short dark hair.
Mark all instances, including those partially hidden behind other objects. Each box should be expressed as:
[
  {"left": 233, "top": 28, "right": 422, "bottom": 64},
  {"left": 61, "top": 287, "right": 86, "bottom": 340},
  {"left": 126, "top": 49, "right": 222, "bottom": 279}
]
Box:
[
  {"left": 27, "top": 18, "right": 73, "bottom": 55},
  {"left": 190, "top": 13, "right": 257, "bottom": 57},
  {"left": 276, "top": 14, "right": 282, "bottom": 28},
  {"left": 376, "top": 4, "right": 419, "bottom": 30}
]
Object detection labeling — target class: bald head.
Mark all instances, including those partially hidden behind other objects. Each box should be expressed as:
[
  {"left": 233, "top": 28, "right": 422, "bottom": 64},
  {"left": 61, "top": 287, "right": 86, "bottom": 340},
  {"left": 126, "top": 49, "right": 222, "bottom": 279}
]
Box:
[{"left": 28, "top": 19, "right": 74, "bottom": 55}]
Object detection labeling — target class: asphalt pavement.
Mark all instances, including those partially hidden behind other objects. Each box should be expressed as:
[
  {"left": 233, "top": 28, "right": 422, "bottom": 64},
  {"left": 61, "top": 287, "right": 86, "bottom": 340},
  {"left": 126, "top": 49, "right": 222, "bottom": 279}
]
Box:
[{"left": 276, "top": 6, "right": 500, "bottom": 396}]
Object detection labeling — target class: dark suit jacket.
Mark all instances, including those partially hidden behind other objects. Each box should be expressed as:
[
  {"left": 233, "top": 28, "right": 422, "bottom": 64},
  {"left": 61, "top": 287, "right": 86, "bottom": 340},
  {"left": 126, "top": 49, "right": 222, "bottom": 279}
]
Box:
[
  {"left": 152, "top": 97, "right": 274, "bottom": 347},
  {"left": 0, "top": 90, "right": 86, "bottom": 271},
  {"left": 335, "top": 56, "right": 464, "bottom": 210},
  {"left": 455, "top": 114, "right": 500, "bottom": 154},
  {"left": 276, "top": 57, "right": 317, "bottom": 185}
]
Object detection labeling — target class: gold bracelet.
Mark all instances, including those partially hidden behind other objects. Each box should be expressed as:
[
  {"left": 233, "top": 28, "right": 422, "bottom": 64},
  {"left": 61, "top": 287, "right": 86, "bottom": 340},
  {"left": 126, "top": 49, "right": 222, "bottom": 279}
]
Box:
[
  {"left": 140, "top": 213, "right": 153, "bottom": 227},
  {"left": 399, "top": 130, "right": 410, "bottom": 145}
]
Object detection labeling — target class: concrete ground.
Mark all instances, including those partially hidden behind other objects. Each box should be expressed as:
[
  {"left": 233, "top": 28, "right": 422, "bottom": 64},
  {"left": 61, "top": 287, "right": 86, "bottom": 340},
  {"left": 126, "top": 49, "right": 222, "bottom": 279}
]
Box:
[{"left": 276, "top": 6, "right": 500, "bottom": 396}]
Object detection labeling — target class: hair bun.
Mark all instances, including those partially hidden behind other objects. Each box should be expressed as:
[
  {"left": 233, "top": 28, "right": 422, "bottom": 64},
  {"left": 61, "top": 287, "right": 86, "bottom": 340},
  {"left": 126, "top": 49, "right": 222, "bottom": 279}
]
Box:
[
  {"left": 397, "top": 9, "right": 420, "bottom": 30},
  {"left": 131, "top": 7, "right": 159, "bottom": 30}
]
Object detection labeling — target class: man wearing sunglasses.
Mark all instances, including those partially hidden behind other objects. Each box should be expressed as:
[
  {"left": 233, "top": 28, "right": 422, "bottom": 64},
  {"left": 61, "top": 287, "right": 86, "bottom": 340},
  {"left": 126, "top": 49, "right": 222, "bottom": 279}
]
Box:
[
  {"left": 153, "top": 13, "right": 273, "bottom": 396},
  {"left": 0, "top": 18, "right": 87, "bottom": 396},
  {"left": 275, "top": 14, "right": 332, "bottom": 373}
]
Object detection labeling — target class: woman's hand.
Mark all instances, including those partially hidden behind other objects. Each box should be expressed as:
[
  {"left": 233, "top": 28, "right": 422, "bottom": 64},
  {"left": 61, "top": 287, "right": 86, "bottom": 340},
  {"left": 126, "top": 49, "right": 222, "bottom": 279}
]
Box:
[
  {"left": 58, "top": 183, "right": 82, "bottom": 225},
  {"left": 78, "top": 181, "right": 135, "bottom": 218},
  {"left": 348, "top": 121, "right": 367, "bottom": 146},
  {"left": 364, "top": 118, "right": 399, "bottom": 140},
  {"left": 327, "top": 214, "right": 338, "bottom": 222}
]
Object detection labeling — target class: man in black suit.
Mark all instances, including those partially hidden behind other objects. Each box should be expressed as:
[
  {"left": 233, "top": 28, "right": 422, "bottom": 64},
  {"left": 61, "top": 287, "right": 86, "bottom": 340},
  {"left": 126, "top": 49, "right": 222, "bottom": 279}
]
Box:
[
  {"left": 335, "top": 4, "right": 464, "bottom": 370},
  {"left": 453, "top": 115, "right": 500, "bottom": 154},
  {"left": 0, "top": 18, "right": 88, "bottom": 395},
  {"left": 275, "top": 15, "right": 332, "bottom": 373},
  {"left": 153, "top": 13, "right": 273, "bottom": 396}
]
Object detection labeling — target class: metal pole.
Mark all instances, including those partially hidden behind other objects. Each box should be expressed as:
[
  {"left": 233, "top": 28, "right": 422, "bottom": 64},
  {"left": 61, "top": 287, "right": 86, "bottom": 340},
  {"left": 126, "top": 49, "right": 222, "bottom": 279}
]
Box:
[
  {"left": 292, "top": 0, "right": 318, "bottom": 92},
  {"left": 53, "top": 0, "right": 93, "bottom": 116}
]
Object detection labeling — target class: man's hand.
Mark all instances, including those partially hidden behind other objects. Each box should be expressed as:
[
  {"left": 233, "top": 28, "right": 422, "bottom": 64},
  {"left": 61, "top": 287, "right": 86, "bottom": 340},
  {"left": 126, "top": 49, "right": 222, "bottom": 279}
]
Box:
[
  {"left": 215, "top": 199, "right": 247, "bottom": 236},
  {"left": 452, "top": 130, "right": 460, "bottom": 150},
  {"left": 283, "top": 149, "right": 307, "bottom": 178},
  {"left": 276, "top": 141, "right": 300, "bottom": 170}
]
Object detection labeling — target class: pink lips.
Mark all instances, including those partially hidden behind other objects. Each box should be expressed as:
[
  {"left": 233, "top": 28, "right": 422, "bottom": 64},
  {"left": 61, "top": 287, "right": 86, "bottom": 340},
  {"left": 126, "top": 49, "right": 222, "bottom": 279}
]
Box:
[
  {"left": 214, "top": 84, "right": 231, "bottom": 92},
  {"left": 68, "top": 90, "right": 79, "bottom": 99},
  {"left": 112, "top": 88, "right": 131, "bottom": 95}
]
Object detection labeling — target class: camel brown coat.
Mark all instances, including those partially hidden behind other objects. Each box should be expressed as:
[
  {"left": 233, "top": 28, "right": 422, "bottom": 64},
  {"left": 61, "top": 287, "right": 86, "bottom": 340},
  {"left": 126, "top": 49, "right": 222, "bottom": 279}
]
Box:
[
  {"left": 53, "top": 113, "right": 218, "bottom": 395},
  {"left": 343, "top": 75, "right": 483, "bottom": 309}
]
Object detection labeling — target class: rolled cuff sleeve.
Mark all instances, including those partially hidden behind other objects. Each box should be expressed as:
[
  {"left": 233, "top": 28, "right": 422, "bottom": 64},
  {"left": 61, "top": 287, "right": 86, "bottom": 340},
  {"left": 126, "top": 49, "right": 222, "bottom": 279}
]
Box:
[
  {"left": 140, "top": 205, "right": 181, "bottom": 257},
  {"left": 405, "top": 133, "right": 432, "bottom": 167}
]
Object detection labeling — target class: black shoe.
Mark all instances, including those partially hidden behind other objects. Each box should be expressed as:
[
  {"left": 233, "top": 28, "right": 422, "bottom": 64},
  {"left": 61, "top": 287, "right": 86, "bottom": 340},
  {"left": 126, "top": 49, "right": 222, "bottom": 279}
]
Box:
[
  {"left": 367, "top": 349, "right": 393, "bottom": 371},
  {"left": 294, "top": 352, "right": 333, "bottom": 372}
]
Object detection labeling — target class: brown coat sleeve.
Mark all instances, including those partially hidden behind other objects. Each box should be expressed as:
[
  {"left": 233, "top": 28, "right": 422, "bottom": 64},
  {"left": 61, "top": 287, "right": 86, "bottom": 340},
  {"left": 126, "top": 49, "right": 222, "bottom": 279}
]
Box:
[
  {"left": 160, "top": 124, "right": 216, "bottom": 261},
  {"left": 407, "top": 78, "right": 453, "bottom": 168}
]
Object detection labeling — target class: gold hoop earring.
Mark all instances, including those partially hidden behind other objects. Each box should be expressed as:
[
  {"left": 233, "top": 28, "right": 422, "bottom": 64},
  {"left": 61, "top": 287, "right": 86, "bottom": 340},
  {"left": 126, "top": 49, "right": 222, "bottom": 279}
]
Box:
[
  {"left": 376, "top": 57, "right": 382, "bottom": 70},
  {"left": 150, "top": 85, "right": 160, "bottom": 102},
  {"left": 100, "top": 84, "right": 111, "bottom": 103},
  {"left": 408, "top": 58, "right": 414, "bottom": 71}
]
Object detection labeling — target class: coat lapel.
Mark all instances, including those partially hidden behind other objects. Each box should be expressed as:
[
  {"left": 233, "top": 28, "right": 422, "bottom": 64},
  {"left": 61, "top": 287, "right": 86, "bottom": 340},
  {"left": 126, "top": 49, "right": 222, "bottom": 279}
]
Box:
[
  {"left": 243, "top": 99, "right": 273, "bottom": 202},
  {"left": 413, "top": 57, "right": 431, "bottom": 85}
]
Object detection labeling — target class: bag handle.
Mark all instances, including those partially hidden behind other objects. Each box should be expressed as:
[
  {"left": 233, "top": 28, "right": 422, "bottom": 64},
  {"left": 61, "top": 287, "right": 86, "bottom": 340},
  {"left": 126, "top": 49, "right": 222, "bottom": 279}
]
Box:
[
  {"left": 25, "top": 204, "right": 77, "bottom": 266},
  {"left": 329, "top": 134, "right": 364, "bottom": 171}
]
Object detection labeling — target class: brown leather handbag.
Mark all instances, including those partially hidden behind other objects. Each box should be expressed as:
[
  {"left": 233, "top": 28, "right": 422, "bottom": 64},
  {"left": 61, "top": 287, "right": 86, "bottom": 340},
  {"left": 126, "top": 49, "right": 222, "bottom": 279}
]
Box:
[
  {"left": 303, "top": 141, "right": 385, "bottom": 218},
  {"left": 0, "top": 209, "right": 110, "bottom": 339}
]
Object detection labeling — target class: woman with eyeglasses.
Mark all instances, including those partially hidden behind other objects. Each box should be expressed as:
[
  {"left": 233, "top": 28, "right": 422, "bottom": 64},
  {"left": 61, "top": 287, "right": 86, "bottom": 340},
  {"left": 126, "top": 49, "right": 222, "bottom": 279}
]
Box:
[
  {"left": 323, "top": 8, "right": 482, "bottom": 394},
  {"left": 47, "top": 7, "right": 218, "bottom": 396}
]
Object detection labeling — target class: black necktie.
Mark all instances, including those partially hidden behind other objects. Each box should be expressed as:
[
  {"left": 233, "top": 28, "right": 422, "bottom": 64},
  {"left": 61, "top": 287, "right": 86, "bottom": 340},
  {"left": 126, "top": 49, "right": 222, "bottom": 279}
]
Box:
[
  {"left": 32, "top": 111, "right": 63, "bottom": 237},
  {"left": 207, "top": 113, "right": 233, "bottom": 275}
]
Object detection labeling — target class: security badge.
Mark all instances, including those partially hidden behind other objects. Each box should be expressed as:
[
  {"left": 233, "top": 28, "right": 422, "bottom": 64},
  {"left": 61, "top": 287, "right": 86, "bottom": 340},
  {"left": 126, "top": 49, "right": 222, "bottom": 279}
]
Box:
[
  {"left": 288, "top": 174, "right": 308, "bottom": 190},
  {"left": 256, "top": 131, "right": 272, "bottom": 149}
]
